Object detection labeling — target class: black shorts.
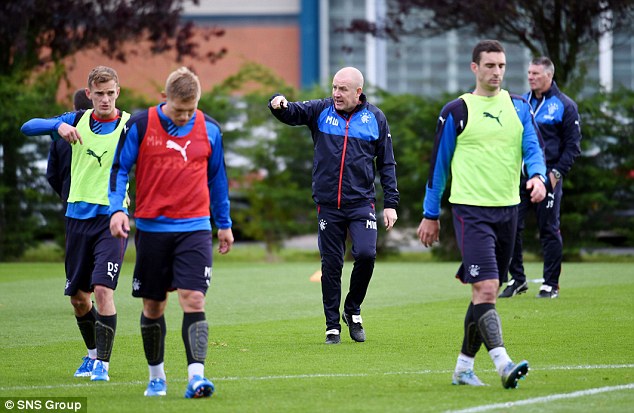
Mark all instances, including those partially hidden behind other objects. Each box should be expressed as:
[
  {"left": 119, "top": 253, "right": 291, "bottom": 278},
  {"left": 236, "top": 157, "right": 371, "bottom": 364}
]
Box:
[
  {"left": 64, "top": 215, "right": 128, "bottom": 296},
  {"left": 132, "top": 230, "right": 213, "bottom": 301},
  {"left": 452, "top": 204, "right": 517, "bottom": 284}
]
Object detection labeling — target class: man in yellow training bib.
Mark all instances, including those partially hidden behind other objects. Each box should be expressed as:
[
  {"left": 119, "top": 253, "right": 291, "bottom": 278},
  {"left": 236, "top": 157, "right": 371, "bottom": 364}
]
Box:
[
  {"left": 417, "top": 40, "right": 547, "bottom": 389},
  {"left": 21, "top": 66, "right": 130, "bottom": 382}
]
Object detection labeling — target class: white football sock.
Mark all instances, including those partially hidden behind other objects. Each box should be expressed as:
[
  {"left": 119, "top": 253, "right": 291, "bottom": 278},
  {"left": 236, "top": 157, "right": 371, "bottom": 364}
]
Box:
[
  {"left": 188, "top": 362, "right": 204, "bottom": 380},
  {"left": 489, "top": 347, "right": 512, "bottom": 375},
  {"left": 455, "top": 353, "right": 475, "bottom": 373},
  {"left": 149, "top": 362, "right": 166, "bottom": 380}
]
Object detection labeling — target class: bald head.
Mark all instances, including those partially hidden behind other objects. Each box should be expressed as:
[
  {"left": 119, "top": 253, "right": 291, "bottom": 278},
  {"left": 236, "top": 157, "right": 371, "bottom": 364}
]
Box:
[
  {"left": 332, "top": 67, "right": 364, "bottom": 112},
  {"left": 334, "top": 67, "right": 364, "bottom": 89}
]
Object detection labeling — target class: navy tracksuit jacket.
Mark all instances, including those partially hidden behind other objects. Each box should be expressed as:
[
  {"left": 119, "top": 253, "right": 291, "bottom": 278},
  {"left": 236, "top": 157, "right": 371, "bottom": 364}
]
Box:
[
  {"left": 269, "top": 94, "right": 399, "bottom": 331},
  {"left": 510, "top": 81, "right": 581, "bottom": 287}
]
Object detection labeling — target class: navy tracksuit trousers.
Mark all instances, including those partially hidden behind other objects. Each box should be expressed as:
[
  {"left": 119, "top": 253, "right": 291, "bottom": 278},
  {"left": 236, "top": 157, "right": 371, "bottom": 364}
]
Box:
[
  {"left": 317, "top": 204, "right": 377, "bottom": 331},
  {"left": 509, "top": 176, "right": 563, "bottom": 288}
]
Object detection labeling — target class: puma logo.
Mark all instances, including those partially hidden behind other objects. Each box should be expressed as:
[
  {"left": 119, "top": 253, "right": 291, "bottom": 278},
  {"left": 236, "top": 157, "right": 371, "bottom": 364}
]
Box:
[
  {"left": 86, "top": 149, "right": 107, "bottom": 166},
  {"left": 166, "top": 139, "right": 192, "bottom": 161},
  {"left": 483, "top": 111, "right": 503, "bottom": 126}
]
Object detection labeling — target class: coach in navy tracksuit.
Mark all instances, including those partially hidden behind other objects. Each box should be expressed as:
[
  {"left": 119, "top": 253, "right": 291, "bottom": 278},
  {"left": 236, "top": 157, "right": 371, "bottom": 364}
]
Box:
[
  {"left": 500, "top": 57, "right": 581, "bottom": 299},
  {"left": 268, "top": 67, "right": 399, "bottom": 344}
]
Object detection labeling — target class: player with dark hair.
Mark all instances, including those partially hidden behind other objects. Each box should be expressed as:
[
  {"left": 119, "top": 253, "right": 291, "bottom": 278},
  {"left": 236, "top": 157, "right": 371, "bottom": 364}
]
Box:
[
  {"left": 73, "top": 88, "right": 94, "bottom": 112},
  {"left": 21, "top": 66, "right": 130, "bottom": 382},
  {"left": 109, "top": 66, "right": 234, "bottom": 398},
  {"left": 417, "top": 40, "right": 547, "bottom": 388}
]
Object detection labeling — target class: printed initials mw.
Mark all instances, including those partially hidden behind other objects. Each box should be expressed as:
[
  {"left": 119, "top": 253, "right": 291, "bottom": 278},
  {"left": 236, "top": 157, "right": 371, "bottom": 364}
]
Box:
[{"left": 325, "top": 116, "right": 339, "bottom": 126}]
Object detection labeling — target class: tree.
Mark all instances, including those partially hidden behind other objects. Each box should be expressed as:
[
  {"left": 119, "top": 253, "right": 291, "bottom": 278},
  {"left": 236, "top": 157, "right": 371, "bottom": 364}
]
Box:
[
  {"left": 0, "top": 0, "right": 226, "bottom": 76},
  {"left": 560, "top": 88, "right": 634, "bottom": 251},
  {"left": 0, "top": 0, "right": 224, "bottom": 260},
  {"left": 0, "top": 69, "right": 66, "bottom": 259},
  {"left": 344, "top": 0, "right": 634, "bottom": 88},
  {"left": 198, "top": 63, "right": 314, "bottom": 259},
  {"left": 371, "top": 91, "right": 446, "bottom": 254},
  {"left": 342, "top": 0, "right": 634, "bottom": 259}
]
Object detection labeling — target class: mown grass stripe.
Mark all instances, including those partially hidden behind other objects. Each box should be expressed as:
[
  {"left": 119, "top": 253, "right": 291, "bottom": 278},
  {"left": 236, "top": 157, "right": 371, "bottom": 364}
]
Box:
[{"left": 2, "top": 364, "right": 632, "bottom": 391}]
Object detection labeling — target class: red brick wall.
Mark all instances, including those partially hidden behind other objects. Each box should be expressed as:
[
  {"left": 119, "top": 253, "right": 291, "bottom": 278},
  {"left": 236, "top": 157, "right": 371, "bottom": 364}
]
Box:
[{"left": 59, "top": 25, "right": 300, "bottom": 103}]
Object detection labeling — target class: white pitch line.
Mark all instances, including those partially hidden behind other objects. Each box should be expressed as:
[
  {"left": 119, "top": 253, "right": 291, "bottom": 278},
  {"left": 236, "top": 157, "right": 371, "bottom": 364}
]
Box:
[
  {"left": 1, "top": 364, "right": 632, "bottom": 392},
  {"left": 445, "top": 383, "right": 634, "bottom": 413},
  {"left": 545, "top": 364, "right": 634, "bottom": 371}
]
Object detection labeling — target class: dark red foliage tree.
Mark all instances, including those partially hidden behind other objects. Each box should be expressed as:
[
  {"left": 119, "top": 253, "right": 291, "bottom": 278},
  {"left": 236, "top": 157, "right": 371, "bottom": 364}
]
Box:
[
  {"left": 0, "top": 0, "right": 225, "bottom": 76},
  {"left": 0, "top": 0, "right": 225, "bottom": 259},
  {"left": 343, "top": 0, "right": 634, "bottom": 87}
]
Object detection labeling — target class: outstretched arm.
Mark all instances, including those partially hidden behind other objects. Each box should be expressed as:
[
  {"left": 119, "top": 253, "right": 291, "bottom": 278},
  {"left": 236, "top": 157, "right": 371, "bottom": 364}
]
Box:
[
  {"left": 270, "top": 95, "right": 288, "bottom": 110},
  {"left": 267, "top": 94, "right": 325, "bottom": 127}
]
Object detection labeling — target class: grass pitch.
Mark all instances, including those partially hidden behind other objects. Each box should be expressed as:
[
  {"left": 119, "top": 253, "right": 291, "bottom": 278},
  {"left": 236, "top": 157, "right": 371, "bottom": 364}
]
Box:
[{"left": 0, "top": 259, "right": 633, "bottom": 412}]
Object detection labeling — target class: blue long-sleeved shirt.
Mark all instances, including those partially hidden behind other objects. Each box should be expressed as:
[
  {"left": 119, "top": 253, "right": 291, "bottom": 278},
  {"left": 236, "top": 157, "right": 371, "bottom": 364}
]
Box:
[{"left": 109, "top": 103, "right": 232, "bottom": 232}]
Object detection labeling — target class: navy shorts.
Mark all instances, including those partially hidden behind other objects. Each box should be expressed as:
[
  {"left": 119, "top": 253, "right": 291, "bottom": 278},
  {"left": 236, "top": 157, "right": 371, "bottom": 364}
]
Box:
[
  {"left": 64, "top": 215, "right": 128, "bottom": 296},
  {"left": 317, "top": 203, "right": 378, "bottom": 264},
  {"left": 132, "top": 230, "right": 213, "bottom": 301},
  {"left": 452, "top": 204, "right": 517, "bottom": 284}
]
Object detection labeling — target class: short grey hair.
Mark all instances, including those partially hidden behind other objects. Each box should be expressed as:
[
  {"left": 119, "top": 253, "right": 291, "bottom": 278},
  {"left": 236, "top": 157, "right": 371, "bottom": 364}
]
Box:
[{"left": 531, "top": 57, "right": 555, "bottom": 76}]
